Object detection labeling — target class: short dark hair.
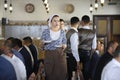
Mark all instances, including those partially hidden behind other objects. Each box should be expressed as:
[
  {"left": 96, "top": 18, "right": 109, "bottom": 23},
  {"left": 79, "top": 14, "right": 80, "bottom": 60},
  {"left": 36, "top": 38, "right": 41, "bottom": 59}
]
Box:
[
  {"left": 106, "top": 41, "right": 116, "bottom": 50},
  {"left": 13, "top": 38, "right": 23, "bottom": 48},
  {"left": 6, "top": 37, "right": 14, "bottom": 41},
  {"left": 23, "top": 36, "right": 32, "bottom": 43},
  {"left": 70, "top": 16, "right": 80, "bottom": 25},
  {"left": 81, "top": 15, "right": 90, "bottom": 24},
  {"left": 4, "top": 37, "right": 15, "bottom": 48},
  {"left": 113, "top": 45, "right": 120, "bottom": 58},
  {"left": 60, "top": 19, "right": 65, "bottom": 22},
  {"left": 4, "top": 40, "right": 13, "bottom": 49}
]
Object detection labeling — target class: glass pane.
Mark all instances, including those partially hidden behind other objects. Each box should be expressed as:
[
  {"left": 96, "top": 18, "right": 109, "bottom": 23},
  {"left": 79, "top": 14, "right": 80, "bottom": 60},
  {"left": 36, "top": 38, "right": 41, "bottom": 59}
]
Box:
[
  {"left": 113, "top": 20, "right": 120, "bottom": 35},
  {"left": 98, "top": 20, "right": 107, "bottom": 35}
]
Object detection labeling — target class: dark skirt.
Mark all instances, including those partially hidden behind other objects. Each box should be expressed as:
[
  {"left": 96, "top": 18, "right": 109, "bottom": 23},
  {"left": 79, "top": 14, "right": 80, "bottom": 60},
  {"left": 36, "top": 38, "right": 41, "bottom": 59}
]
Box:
[{"left": 44, "top": 48, "right": 67, "bottom": 80}]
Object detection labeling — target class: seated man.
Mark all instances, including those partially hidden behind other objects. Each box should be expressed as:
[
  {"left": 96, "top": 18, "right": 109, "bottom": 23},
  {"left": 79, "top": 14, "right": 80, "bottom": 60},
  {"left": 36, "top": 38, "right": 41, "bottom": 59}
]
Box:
[
  {"left": 1, "top": 40, "right": 26, "bottom": 80},
  {"left": 12, "top": 38, "right": 34, "bottom": 79},
  {"left": 93, "top": 41, "right": 118, "bottom": 80},
  {"left": 0, "top": 54, "right": 17, "bottom": 80},
  {"left": 23, "top": 36, "right": 38, "bottom": 74},
  {"left": 101, "top": 45, "right": 120, "bottom": 80},
  {"left": 5, "top": 37, "right": 25, "bottom": 63}
]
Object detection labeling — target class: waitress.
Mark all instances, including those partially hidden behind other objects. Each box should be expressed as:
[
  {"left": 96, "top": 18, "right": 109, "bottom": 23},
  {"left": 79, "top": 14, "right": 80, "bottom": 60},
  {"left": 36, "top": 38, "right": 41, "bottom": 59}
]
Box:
[{"left": 41, "top": 14, "right": 67, "bottom": 80}]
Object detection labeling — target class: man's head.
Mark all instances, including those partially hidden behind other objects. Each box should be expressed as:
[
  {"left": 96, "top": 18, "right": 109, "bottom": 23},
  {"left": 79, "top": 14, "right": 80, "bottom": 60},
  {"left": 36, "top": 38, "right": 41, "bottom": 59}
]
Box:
[
  {"left": 0, "top": 37, "right": 14, "bottom": 55},
  {"left": 6, "top": 37, "right": 15, "bottom": 47},
  {"left": 70, "top": 16, "right": 80, "bottom": 28},
  {"left": 81, "top": 15, "right": 90, "bottom": 26},
  {"left": 12, "top": 38, "right": 23, "bottom": 50},
  {"left": 60, "top": 19, "right": 65, "bottom": 30},
  {"left": 23, "top": 36, "right": 32, "bottom": 46},
  {"left": 107, "top": 41, "right": 119, "bottom": 55},
  {"left": 2, "top": 39, "right": 13, "bottom": 56},
  {"left": 113, "top": 45, "right": 120, "bottom": 61},
  {"left": 2, "top": 37, "right": 15, "bottom": 50}
]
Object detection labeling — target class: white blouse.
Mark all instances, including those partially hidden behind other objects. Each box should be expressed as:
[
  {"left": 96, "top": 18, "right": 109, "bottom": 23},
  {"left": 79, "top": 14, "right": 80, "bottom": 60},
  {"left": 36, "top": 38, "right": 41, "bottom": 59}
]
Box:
[{"left": 50, "top": 29, "right": 61, "bottom": 40}]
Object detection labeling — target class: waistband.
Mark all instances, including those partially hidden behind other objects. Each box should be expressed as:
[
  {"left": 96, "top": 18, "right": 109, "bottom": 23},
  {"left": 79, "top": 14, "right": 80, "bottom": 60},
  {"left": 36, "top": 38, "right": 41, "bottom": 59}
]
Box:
[
  {"left": 46, "top": 47, "right": 63, "bottom": 51},
  {"left": 79, "top": 49, "right": 91, "bottom": 52}
]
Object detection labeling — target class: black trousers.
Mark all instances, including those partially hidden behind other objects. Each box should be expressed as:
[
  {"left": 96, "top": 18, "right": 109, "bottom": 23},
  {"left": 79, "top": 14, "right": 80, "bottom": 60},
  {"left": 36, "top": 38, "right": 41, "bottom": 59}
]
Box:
[
  {"left": 78, "top": 49, "right": 91, "bottom": 80},
  {"left": 66, "top": 53, "right": 77, "bottom": 80}
]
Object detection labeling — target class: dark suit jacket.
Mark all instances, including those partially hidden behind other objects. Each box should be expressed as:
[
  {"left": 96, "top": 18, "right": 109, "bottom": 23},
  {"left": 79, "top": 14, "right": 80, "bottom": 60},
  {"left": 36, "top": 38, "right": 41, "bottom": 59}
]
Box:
[
  {"left": 93, "top": 52, "right": 113, "bottom": 80},
  {"left": 29, "top": 44, "right": 38, "bottom": 74},
  {"left": 0, "top": 56, "right": 17, "bottom": 80},
  {"left": 19, "top": 46, "right": 33, "bottom": 79},
  {"left": 89, "top": 51, "right": 100, "bottom": 80}
]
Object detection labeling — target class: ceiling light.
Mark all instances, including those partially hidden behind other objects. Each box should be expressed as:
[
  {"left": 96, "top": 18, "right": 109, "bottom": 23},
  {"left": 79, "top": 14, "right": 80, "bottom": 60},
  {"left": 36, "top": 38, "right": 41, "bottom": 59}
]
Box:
[
  {"left": 95, "top": 0, "right": 98, "bottom": 10},
  {"left": 4, "top": 0, "right": 8, "bottom": 10},
  {"left": 90, "top": 4, "right": 93, "bottom": 13},
  {"left": 9, "top": 3, "right": 13, "bottom": 13}
]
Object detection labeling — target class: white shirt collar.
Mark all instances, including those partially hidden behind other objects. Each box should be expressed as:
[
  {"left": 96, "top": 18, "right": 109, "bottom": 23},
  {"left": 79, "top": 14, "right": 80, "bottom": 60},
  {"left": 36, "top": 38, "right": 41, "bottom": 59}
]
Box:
[
  {"left": 82, "top": 25, "right": 90, "bottom": 29},
  {"left": 18, "top": 47, "right": 22, "bottom": 52},
  {"left": 1, "top": 53, "right": 14, "bottom": 58},
  {"left": 11, "top": 55, "right": 16, "bottom": 60},
  {"left": 71, "top": 27, "right": 78, "bottom": 32},
  {"left": 113, "top": 59, "right": 120, "bottom": 67}
]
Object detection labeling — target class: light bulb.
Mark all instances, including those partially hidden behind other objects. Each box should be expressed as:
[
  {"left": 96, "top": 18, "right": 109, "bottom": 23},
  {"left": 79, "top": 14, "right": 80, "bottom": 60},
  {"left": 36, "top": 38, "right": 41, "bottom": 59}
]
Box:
[
  {"left": 101, "top": 0, "right": 105, "bottom": 3},
  {"left": 9, "top": 6, "right": 13, "bottom": 10},
  {"left": 95, "top": 3, "right": 98, "bottom": 10},
  {"left": 90, "top": 4, "right": 93, "bottom": 10},
  {"left": 46, "top": 8, "right": 49, "bottom": 13},
  {"left": 46, "top": 4, "right": 49, "bottom": 8},
  {"left": 9, "top": 4, "right": 13, "bottom": 10},
  {"left": 46, "top": 8, "right": 49, "bottom": 11},
  {"left": 46, "top": 11, "right": 49, "bottom": 13},
  {"left": 95, "top": 3, "right": 98, "bottom": 8},
  {"left": 44, "top": 0, "right": 48, "bottom": 4},
  {"left": 95, "top": 0, "right": 98, "bottom": 10},
  {"left": 4, "top": 0, "right": 8, "bottom": 10},
  {"left": 4, "top": 4, "right": 7, "bottom": 10},
  {"left": 4, "top": 4, "right": 8, "bottom": 8}
]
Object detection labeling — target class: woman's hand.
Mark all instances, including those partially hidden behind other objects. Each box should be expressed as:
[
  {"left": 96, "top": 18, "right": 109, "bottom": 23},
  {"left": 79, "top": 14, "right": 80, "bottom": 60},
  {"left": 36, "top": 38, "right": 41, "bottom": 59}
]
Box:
[{"left": 62, "top": 44, "right": 67, "bottom": 50}]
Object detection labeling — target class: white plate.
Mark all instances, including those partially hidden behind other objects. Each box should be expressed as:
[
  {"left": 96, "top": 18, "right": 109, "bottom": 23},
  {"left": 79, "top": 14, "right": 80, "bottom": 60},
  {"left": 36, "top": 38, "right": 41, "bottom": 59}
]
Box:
[
  {"left": 55, "top": 45, "right": 62, "bottom": 47},
  {"left": 44, "top": 40, "right": 52, "bottom": 43}
]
